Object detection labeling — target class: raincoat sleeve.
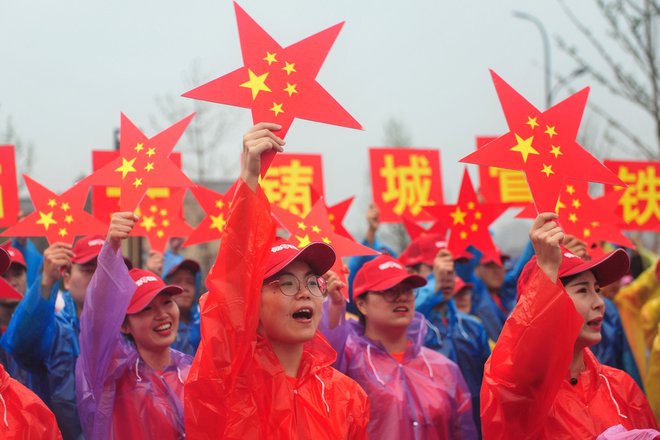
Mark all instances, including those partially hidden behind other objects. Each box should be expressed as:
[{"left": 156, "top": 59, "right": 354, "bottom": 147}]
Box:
[
  {"left": 184, "top": 181, "right": 275, "bottom": 435},
  {"left": 1, "top": 275, "right": 58, "bottom": 371},
  {"left": 480, "top": 265, "right": 584, "bottom": 439},
  {"left": 76, "top": 241, "right": 135, "bottom": 429},
  {"left": 318, "top": 299, "right": 354, "bottom": 374},
  {"left": 12, "top": 238, "right": 44, "bottom": 290},
  {"left": 615, "top": 259, "right": 660, "bottom": 379},
  {"left": 645, "top": 310, "right": 660, "bottom": 426}
]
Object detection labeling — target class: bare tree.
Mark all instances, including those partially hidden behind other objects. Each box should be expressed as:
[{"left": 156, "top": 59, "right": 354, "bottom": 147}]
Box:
[
  {"left": 0, "top": 106, "right": 34, "bottom": 192},
  {"left": 151, "top": 59, "right": 238, "bottom": 182},
  {"left": 556, "top": 0, "right": 660, "bottom": 159}
]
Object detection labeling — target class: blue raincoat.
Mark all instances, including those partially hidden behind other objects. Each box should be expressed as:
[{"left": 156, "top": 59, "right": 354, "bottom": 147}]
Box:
[
  {"left": 417, "top": 278, "right": 490, "bottom": 437},
  {"left": 1, "top": 277, "right": 83, "bottom": 440},
  {"left": 11, "top": 238, "right": 44, "bottom": 290},
  {"left": 591, "top": 297, "right": 644, "bottom": 389},
  {"left": 457, "top": 242, "right": 535, "bottom": 341},
  {"left": 320, "top": 302, "right": 477, "bottom": 439},
  {"left": 161, "top": 252, "right": 201, "bottom": 356}
]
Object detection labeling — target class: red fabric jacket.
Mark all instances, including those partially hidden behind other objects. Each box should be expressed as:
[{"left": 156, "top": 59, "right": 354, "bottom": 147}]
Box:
[
  {"left": 184, "top": 182, "right": 370, "bottom": 439},
  {"left": 0, "top": 363, "right": 62, "bottom": 439},
  {"left": 481, "top": 263, "right": 658, "bottom": 439}
]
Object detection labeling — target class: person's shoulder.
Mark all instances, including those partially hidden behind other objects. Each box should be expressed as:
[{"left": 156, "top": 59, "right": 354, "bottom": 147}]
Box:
[
  {"left": 455, "top": 310, "right": 485, "bottom": 329},
  {"left": 323, "top": 366, "right": 368, "bottom": 399},
  {"left": 418, "top": 346, "right": 460, "bottom": 370}
]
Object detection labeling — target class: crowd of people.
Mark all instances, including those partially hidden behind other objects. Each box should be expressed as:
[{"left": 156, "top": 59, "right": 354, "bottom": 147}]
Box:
[{"left": 0, "top": 123, "right": 659, "bottom": 439}]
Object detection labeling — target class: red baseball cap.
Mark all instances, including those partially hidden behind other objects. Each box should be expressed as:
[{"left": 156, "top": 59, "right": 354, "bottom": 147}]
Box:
[
  {"left": 127, "top": 268, "right": 183, "bottom": 315},
  {"left": 72, "top": 235, "right": 106, "bottom": 264},
  {"left": 479, "top": 246, "right": 510, "bottom": 267},
  {"left": 453, "top": 276, "right": 474, "bottom": 296},
  {"left": 558, "top": 247, "right": 630, "bottom": 287},
  {"left": 0, "top": 248, "right": 10, "bottom": 275},
  {"left": 0, "top": 243, "right": 26, "bottom": 270},
  {"left": 353, "top": 255, "right": 427, "bottom": 298},
  {"left": 401, "top": 234, "right": 447, "bottom": 267},
  {"left": 264, "top": 236, "right": 336, "bottom": 279}
]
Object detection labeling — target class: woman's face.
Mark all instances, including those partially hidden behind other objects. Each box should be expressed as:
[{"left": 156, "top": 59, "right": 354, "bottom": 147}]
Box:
[
  {"left": 121, "top": 292, "right": 180, "bottom": 353},
  {"left": 166, "top": 268, "right": 197, "bottom": 312},
  {"left": 563, "top": 270, "right": 605, "bottom": 349},
  {"left": 356, "top": 282, "right": 415, "bottom": 331},
  {"left": 259, "top": 260, "right": 324, "bottom": 346}
]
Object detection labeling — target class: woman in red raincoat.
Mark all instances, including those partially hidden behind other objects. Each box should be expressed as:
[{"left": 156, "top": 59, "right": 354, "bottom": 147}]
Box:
[
  {"left": 481, "top": 213, "right": 658, "bottom": 439},
  {"left": 184, "top": 123, "right": 370, "bottom": 439}
]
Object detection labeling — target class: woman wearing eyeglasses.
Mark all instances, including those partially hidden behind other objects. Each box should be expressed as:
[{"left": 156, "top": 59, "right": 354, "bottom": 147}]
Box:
[
  {"left": 321, "top": 254, "right": 477, "bottom": 439},
  {"left": 184, "top": 123, "right": 369, "bottom": 439}
]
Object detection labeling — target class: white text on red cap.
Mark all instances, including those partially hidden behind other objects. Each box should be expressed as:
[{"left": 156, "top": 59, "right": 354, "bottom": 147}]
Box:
[
  {"left": 563, "top": 252, "right": 579, "bottom": 259},
  {"left": 135, "top": 275, "right": 159, "bottom": 286},
  {"left": 86, "top": 239, "right": 105, "bottom": 247},
  {"left": 378, "top": 261, "right": 403, "bottom": 271},
  {"left": 271, "top": 243, "right": 298, "bottom": 253}
]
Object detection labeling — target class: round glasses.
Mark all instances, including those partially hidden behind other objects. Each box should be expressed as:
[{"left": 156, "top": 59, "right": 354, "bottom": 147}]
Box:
[
  {"left": 267, "top": 274, "right": 327, "bottom": 297},
  {"left": 373, "top": 285, "right": 413, "bottom": 302}
]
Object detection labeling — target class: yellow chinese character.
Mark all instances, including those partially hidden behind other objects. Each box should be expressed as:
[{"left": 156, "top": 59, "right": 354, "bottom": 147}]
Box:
[
  {"left": 262, "top": 159, "right": 314, "bottom": 216},
  {"left": 618, "top": 165, "right": 660, "bottom": 225},
  {"left": 488, "top": 167, "right": 532, "bottom": 203},
  {"left": 380, "top": 154, "right": 434, "bottom": 216}
]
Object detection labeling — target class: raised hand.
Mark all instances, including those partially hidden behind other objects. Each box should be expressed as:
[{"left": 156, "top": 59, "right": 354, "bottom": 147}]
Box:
[
  {"left": 530, "top": 212, "right": 564, "bottom": 283},
  {"left": 241, "top": 123, "right": 285, "bottom": 191}
]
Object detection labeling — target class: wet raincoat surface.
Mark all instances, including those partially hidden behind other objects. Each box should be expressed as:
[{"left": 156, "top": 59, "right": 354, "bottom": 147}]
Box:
[
  {"left": 592, "top": 297, "right": 644, "bottom": 388},
  {"left": 320, "top": 302, "right": 476, "bottom": 439},
  {"left": 76, "top": 242, "right": 191, "bottom": 440},
  {"left": 0, "top": 363, "right": 62, "bottom": 439},
  {"left": 184, "top": 182, "right": 370, "bottom": 440},
  {"left": 1, "top": 277, "right": 82, "bottom": 439},
  {"left": 481, "top": 263, "right": 657, "bottom": 439},
  {"left": 418, "top": 286, "right": 490, "bottom": 435}
]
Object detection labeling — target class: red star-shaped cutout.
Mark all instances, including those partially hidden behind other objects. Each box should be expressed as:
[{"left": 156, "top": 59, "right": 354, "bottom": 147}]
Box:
[
  {"left": 401, "top": 213, "right": 448, "bottom": 242},
  {"left": 460, "top": 70, "right": 624, "bottom": 213},
  {"left": 272, "top": 198, "right": 378, "bottom": 299},
  {"left": 2, "top": 175, "right": 107, "bottom": 245},
  {"left": 87, "top": 113, "right": 194, "bottom": 211},
  {"left": 425, "top": 169, "right": 507, "bottom": 261},
  {"left": 326, "top": 197, "right": 355, "bottom": 241},
  {"left": 130, "top": 188, "right": 193, "bottom": 253},
  {"left": 182, "top": 182, "right": 238, "bottom": 247},
  {"left": 182, "top": 2, "right": 361, "bottom": 173},
  {"left": 517, "top": 180, "right": 633, "bottom": 249}
]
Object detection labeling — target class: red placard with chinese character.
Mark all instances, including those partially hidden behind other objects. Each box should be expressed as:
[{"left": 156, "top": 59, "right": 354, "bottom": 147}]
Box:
[
  {"left": 91, "top": 150, "right": 183, "bottom": 222},
  {"left": 261, "top": 153, "right": 324, "bottom": 217},
  {"left": 0, "top": 146, "right": 19, "bottom": 227},
  {"left": 604, "top": 160, "right": 660, "bottom": 231},
  {"left": 369, "top": 148, "right": 443, "bottom": 223},
  {"left": 476, "top": 137, "right": 532, "bottom": 206}
]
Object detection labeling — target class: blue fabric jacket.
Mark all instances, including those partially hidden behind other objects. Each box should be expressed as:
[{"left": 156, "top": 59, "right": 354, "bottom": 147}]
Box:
[
  {"left": 591, "top": 297, "right": 644, "bottom": 389},
  {"left": 1, "top": 277, "right": 83, "bottom": 440},
  {"left": 416, "top": 277, "right": 491, "bottom": 437}
]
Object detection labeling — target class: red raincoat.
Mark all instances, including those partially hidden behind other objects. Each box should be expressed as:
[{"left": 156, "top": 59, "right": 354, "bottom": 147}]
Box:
[
  {"left": 481, "top": 263, "right": 658, "bottom": 439},
  {"left": 0, "top": 363, "right": 62, "bottom": 439},
  {"left": 184, "top": 182, "right": 370, "bottom": 439}
]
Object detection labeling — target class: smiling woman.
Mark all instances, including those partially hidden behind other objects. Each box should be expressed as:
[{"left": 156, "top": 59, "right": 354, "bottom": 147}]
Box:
[{"left": 75, "top": 213, "right": 192, "bottom": 440}]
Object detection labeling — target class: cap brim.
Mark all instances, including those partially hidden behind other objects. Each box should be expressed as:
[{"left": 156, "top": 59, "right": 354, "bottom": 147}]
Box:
[
  {"left": 561, "top": 248, "right": 630, "bottom": 287},
  {"left": 165, "top": 259, "right": 201, "bottom": 279},
  {"left": 264, "top": 242, "right": 336, "bottom": 279},
  {"left": 356, "top": 273, "right": 427, "bottom": 297},
  {"left": 126, "top": 285, "right": 184, "bottom": 315},
  {"left": 0, "top": 249, "right": 10, "bottom": 275}
]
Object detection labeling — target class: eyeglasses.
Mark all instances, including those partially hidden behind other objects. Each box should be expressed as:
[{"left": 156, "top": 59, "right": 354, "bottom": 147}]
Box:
[
  {"left": 267, "top": 274, "right": 327, "bottom": 297},
  {"left": 372, "top": 285, "right": 413, "bottom": 302}
]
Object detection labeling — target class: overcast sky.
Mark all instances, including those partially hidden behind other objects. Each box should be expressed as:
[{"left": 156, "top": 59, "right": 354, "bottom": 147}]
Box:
[{"left": 0, "top": 1, "right": 653, "bottom": 249}]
